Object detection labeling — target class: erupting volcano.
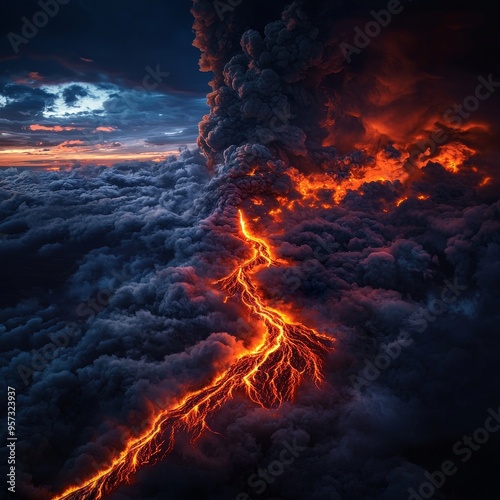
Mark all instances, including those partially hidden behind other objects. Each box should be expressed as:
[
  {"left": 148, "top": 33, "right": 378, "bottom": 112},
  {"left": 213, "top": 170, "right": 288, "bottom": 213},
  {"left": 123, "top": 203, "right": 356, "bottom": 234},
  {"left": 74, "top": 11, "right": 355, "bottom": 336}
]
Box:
[{"left": 53, "top": 210, "right": 333, "bottom": 500}]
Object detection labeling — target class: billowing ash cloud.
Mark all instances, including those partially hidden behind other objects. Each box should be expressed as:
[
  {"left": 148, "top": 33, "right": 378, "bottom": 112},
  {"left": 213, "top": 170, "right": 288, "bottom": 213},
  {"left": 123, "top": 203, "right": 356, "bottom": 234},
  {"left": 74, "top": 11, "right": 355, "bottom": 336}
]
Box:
[
  {"left": 1, "top": 1, "right": 500, "bottom": 499},
  {"left": 193, "top": 0, "right": 345, "bottom": 169}
]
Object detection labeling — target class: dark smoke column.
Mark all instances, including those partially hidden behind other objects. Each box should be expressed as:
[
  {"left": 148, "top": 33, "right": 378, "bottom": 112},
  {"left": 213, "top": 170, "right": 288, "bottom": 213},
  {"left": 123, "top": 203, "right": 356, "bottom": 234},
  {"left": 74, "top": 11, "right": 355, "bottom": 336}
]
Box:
[{"left": 191, "top": 0, "right": 344, "bottom": 172}]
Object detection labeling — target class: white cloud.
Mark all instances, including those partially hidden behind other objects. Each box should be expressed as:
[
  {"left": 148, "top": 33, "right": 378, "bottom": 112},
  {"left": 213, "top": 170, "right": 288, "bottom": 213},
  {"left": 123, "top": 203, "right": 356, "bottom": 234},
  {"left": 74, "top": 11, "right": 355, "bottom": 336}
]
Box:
[{"left": 41, "top": 83, "right": 115, "bottom": 118}]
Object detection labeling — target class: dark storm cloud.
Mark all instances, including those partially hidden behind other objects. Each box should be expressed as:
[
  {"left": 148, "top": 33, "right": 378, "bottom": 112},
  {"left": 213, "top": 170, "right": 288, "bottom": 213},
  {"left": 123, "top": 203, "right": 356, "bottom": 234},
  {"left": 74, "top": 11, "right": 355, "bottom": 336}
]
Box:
[
  {"left": 0, "top": 83, "right": 55, "bottom": 121},
  {"left": 0, "top": 0, "right": 209, "bottom": 94},
  {"left": 62, "top": 84, "right": 88, "bottom": 106}
]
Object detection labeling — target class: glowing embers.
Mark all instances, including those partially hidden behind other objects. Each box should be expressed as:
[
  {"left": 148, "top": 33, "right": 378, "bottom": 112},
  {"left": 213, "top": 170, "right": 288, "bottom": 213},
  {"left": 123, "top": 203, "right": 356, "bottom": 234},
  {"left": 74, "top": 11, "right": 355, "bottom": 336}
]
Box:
[
  {"left": 272, "top": 138, "right": 479, "bottom": 219},
  {"left": 393, "top": 193, "right": 430, "bottom": 209},
  {"left": 413, "top": 142, "right": 476, "bottom": 173},
  {"left": 479, "top": 177, "right": 492, "bottom": 187},
  {"left": 333, "top": 149, "right": 408, "bottom": 203},
  {"left": 278, "top": 170, "right": 337, "bottom": 210},
  {"left": 52, "top": 211, "right": 333, "bottom": 500},
  {"left": 274, "top": 151, "right": 407, "bottom": 215}
]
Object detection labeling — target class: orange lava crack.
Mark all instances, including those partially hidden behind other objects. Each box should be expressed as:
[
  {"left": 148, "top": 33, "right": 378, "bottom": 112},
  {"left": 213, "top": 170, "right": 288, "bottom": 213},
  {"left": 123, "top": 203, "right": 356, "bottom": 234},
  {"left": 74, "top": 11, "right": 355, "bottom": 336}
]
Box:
[{"left": 53, "top": 210, "right": 334, "bottom": 500}]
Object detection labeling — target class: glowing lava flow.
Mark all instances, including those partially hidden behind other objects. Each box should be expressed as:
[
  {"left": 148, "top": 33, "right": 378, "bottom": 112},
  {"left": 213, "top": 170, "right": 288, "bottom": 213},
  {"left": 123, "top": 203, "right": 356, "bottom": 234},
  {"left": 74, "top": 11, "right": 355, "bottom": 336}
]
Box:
[{"left": 52, "top": 210, "right": 334, "bottom": 500}]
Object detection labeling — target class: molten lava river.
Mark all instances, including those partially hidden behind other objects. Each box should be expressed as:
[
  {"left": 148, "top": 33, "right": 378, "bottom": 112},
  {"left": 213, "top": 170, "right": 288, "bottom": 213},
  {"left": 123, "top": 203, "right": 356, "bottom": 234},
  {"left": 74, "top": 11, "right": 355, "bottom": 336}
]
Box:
[{"left": 53, "top": 210, "right": 334, "bottom": 500}]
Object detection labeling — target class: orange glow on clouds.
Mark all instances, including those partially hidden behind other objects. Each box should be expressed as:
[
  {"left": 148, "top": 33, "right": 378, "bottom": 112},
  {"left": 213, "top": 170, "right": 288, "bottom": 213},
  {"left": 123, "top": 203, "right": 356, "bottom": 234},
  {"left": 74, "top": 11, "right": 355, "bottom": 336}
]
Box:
[
  {"left": 428, "top": 143, "right": 476, "bottom": 173},
  {"left": 28, "top": 124, "right": 115, "bottom": 133},
  {"left": 14, "top": 72, "right": 44, "bottom": 85},
  {"left": 29, "top": 124, "right": 84, "bottom": 132},
  {"left": 0, "top": 146, "right": 182, "bottom": 168}
]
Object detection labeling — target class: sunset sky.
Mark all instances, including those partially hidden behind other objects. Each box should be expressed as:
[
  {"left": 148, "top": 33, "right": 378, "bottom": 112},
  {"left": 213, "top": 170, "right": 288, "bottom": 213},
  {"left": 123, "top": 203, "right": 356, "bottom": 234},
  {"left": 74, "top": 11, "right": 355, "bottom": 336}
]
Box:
[{"left": 0, "top": 1, "right": 210, "bottom": 168}]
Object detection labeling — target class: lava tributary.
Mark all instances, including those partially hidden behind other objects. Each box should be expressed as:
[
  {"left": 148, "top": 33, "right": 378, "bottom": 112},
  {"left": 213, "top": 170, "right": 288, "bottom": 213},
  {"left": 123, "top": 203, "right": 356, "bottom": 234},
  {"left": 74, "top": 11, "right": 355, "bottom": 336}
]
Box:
[{"left": 52, "top": 210, "right": 334, "bottom": 500}]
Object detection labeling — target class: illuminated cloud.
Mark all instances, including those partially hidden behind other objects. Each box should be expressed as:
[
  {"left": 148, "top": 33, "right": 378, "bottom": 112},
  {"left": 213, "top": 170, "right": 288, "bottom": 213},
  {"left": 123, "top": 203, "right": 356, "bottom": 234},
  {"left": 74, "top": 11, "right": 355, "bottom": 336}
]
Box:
[
  {"left": 29, "top": 125, "right": 84, "bottom": 132},
  {"left": 41, "top": 83, "right": 112, "bottom": 118}
]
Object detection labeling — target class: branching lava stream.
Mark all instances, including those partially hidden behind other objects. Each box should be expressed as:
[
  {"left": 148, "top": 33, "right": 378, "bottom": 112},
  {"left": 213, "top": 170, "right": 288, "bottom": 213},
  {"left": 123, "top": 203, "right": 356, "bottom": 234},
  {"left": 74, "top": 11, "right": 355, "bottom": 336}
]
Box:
[{"left": 53, "top": 210, "right": 334, "bottom": 500}]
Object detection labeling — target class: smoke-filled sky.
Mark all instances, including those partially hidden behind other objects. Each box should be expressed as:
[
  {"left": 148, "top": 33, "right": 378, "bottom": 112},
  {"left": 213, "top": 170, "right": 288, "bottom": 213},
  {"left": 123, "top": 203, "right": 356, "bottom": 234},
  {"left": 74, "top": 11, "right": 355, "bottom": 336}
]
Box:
[{"left": 1, "top": 1, "right": 500, "bottom": 500}]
